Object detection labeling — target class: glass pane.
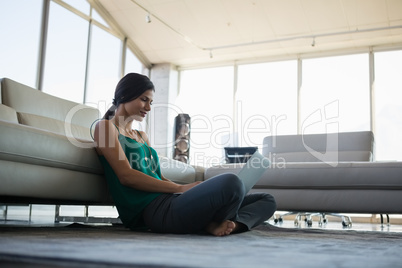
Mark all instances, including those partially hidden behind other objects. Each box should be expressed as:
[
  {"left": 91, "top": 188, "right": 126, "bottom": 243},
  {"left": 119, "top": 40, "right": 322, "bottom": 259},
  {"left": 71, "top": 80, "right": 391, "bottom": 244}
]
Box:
[
  {"left": 237, "top": 60, "right": 298, "bottom": 150},
  {"left": 125, "top": 48, "right": 144, "bottom": 75},
  {"left": 0, "top": 0, "right": 42, "bottom": 88},
  {"left": 85, "top": 25, "right": 121, "bottom": 116},
  {"left": 176, "top": 67, "right": 234, "bottom": 166},
  {"left": 375, "top": 50, "right": 402, "bottom": 161},
  {"left": 42, "top": 1, "right": 88, "bottom": 103},
  {"left": 62, "top": 0, "right": 90, "bottom": 15},
  {"left": 91, "top": 8, "right": 108, "bottom": 27},
  {"left": 301, "top": 54, "right": 370, "bottom": 135}
]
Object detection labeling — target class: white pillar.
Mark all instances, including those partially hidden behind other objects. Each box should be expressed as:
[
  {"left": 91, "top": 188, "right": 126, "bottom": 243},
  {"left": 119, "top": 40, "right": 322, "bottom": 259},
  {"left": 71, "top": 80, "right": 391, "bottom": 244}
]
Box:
[{"left": 149, "top": 64, "right": 179, "bottom": 158}]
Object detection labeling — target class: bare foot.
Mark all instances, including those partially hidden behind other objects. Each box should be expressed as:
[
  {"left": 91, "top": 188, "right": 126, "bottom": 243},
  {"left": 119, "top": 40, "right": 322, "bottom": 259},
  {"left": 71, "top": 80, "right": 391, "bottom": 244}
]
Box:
[{"left": 206, "top": 220, "right": 236, "bottom": 236}]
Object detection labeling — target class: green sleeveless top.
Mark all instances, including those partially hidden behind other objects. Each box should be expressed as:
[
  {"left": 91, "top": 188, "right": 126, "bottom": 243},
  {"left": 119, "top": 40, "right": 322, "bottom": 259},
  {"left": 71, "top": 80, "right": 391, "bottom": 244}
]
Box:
[{"left": 96, "top": 123, "right": 162, "bottom": 230}]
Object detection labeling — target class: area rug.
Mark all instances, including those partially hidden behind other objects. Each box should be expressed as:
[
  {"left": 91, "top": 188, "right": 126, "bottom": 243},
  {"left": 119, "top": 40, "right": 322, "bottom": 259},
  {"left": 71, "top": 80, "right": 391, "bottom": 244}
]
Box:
[{"left": 0, "top": 223, "right": 401, "bottom": 268}]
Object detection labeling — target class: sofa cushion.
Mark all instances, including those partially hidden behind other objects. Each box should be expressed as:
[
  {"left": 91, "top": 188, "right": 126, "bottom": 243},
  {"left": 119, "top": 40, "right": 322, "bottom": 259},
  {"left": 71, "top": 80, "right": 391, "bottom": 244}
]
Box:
[
  {"left": 0, "top": 160, "right": 111, "bottom": 204},
  {"left": 205, "top": 161, "right": 402, "bottom": 214},
  {"left": 0, "top": 104, "right": 18, "bottom": 123},
  {"left": 270, "top": 151, "right": 373, "bottom": 163},
  {"left": 262, "top": 131, "right": 374, "bottom": 162},
  {"left": 252, "top": 188, "right": 402, "bottom": 214},
  {"left": 0, "top": 120, "right": 103, "bottom": 174},
  {"left": 18, "top": 112, "right": 92, "bottom": 141},
  {"left": 0, "top": 78, "right": 100, "bottom": 128},
  {"left": 159, "top": 156, "right": 197, "bottom": 184},
  {"left": 204, "top": 162, "right": 402, "bottom": 190}
]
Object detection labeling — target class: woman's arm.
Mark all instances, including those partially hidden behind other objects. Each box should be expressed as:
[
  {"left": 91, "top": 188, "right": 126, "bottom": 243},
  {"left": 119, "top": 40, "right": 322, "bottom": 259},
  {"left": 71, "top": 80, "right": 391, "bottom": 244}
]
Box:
[
  {"left": 138, "top": 130, "right": 202, "bottom": 189},
  {"left": 94, "top": 120, "right": 195, "bottom": 193}
]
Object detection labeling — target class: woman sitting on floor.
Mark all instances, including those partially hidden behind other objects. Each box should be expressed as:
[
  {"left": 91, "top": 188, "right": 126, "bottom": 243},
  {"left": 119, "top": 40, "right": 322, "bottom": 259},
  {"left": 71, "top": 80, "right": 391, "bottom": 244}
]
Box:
[{"left": 92, "top": 73, "right": 276, "bottom": 236}]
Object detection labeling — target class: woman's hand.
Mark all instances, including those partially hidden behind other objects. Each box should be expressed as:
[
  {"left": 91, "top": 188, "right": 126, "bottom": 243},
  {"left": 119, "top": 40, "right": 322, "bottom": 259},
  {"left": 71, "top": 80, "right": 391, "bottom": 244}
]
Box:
[{"left": 178, "top": 181, "right": 203, "bottom": 193}]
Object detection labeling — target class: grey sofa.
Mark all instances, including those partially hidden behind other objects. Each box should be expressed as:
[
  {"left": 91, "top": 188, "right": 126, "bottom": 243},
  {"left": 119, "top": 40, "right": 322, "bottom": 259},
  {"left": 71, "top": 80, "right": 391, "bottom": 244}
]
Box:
[
  {"left": 0, "top": 78, "right": 203, "bottom": 208},
  {"left": 205, "top": 131, "right": 402, "bottom": 225}
]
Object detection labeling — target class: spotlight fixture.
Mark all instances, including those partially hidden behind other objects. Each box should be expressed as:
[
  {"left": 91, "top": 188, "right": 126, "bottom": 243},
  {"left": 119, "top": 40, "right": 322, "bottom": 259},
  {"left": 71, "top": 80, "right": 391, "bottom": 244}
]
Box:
[
  {"left": 129, "top": 1, "right": 402, "bottom": 57},
  {"left": 145, "top": 13, "right": 151, "bottom": 23},
  {"left": 209, "top": 50, "right": 213, "bottom": 58}
]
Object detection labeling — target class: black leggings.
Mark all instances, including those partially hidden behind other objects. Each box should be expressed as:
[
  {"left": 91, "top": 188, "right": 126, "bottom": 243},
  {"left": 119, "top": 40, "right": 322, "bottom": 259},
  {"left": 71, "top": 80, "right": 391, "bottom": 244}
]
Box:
[{"left": 142, "top": 173, "right": 276, "bottom": 234}]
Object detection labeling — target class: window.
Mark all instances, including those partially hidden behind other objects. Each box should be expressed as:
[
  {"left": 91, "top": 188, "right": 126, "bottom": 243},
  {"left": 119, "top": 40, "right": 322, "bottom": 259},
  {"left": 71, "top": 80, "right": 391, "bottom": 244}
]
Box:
[
  {"left": 237, "top": 60, "right": 298, "bottom": 150},
  {"left": 374, "top": 50, "right": 402, "bottom": 161},
  {"left": 124, "top": 48, "right": 148, "bottom": 131},
  {"left": 85, "top": 25, "right": 121, "bottom": 114},
  {"left": 301, "top": 54, "right": 370, "bottom": 135},
  {"left": 91, "top": 8, "right": 109, "bottom": 28},
  {"left": 176, "top": 67, "right": 234, "bottom": 166},
  {"left": 125, "top": 48, "right": 144, "bottom": 75},
  {"left": 0, "top": 0, "right": 43, "bottom": 88},
  {"left": 62, "top": 0, "right": 90, "bottom": 15},
  {"left": 42, "top": 1, "right": 89, "bottom": 103}
]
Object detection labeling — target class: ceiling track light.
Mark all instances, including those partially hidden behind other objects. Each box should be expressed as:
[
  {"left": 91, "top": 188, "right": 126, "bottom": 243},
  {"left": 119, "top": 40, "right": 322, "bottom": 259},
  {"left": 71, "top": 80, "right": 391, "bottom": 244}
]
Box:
[
  {"left": 130, "top": 0, "right": 402, "bottom": 59},
  {"left": 145, "top": 13, "right": 151, "bottom": 23},
  {"left": 209, "top": 50, "right": 213, "bottom": 58},
  {"left": 204, "top": 25, "right": 402, "bottom": 51},
  {"left": 131, "top": 0, "right": 202, "bottom": 50}
]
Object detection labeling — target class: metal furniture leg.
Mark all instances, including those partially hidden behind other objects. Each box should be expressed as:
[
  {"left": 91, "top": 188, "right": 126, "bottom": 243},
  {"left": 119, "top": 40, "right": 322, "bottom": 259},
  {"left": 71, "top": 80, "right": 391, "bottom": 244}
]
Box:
[
  {"left": 275, "top": 211, "right": 353, "bottom": 227},
  {"left": 380, "top": 214, "right": 390, "bottom": 227}
]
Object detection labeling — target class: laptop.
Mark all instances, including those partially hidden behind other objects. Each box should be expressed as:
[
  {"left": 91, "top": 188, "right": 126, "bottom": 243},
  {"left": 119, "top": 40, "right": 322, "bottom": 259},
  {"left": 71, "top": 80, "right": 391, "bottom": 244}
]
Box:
[{"left": 237, "top": 151, "right": 270, "bottom": 193}]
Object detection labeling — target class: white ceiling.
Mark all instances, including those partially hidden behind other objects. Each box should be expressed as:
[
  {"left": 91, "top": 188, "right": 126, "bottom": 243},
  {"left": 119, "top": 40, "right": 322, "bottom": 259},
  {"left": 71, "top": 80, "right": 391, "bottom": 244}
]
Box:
[{"left": 95, "top": 0, "right": 402, "bottom": 68}]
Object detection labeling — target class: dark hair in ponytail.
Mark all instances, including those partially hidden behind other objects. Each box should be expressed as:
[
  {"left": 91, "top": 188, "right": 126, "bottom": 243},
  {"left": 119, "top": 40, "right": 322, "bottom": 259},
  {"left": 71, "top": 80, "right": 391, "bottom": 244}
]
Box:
[{"left": 103, "top": 73, "right": 155, "bottom": 119}]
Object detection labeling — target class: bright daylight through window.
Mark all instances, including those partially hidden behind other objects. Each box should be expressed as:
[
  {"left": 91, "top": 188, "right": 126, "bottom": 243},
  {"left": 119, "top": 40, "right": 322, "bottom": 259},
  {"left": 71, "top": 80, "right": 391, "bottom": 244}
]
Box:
[
  {"left": 0, "top": 0, "right": 42, "bottom": 88},
  {"left": 237, "top": 60, "right": 298, "bottom": 149},
  {"left": 0, "top": 0, "right": 401, "bottom": 164},
  {"left": 375, "top": 50, "right": 402, "bottom": 161},
  {"left": 301, "top": 54, "right": 370, "bottom": 135},
  {"left": 42, "top": 1, "right": 88, "bottom": 103},
  {"left": 176, "top": 67, "right": 234, "bottom": 167}
]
